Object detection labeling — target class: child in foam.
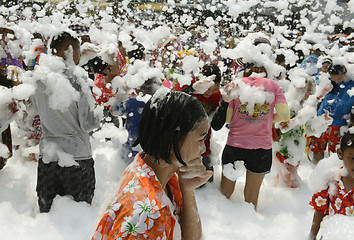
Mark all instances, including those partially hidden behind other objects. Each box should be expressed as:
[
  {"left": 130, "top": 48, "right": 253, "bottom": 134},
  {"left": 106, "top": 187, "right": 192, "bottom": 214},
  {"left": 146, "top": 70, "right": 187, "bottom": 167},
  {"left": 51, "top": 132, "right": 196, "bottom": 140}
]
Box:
[
  {"left": 174, "top": 63, "right": 228, "bottom": 181},
  {"left": 112, "top": 45, "right": 160, "bottom": 164},
  {"left": 274, "top": 76, "right": 316, "bottom": 188},
  {"left": 30, "top": 32, "right": 101, "bottom": 212},
  {"left": 307, "top": 64, "right": 354, "bottom": 163},
  {"left": 220, "top": 63, "right": 290, "bottom": 209},
  {"left": 92, "top": 91, "right": 212, "bottom": 240},
  {"left": 309, "top": 131, "right": 354, "bottom": 239},
  {"left": 0, "top": 26, "right": 23, "bottom": 169},
  {"left": 162, "top": 49, "right": 197, "bottom": 90},
  {"left": 93, "top": 48, "right": 126, "bottom": 107}
]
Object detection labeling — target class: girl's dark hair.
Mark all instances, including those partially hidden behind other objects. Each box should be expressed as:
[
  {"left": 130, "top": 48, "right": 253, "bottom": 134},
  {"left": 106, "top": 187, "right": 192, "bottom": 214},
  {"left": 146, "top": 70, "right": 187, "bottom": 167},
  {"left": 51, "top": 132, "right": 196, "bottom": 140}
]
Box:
[
  {"left": 127, "top": 43, "right": 145, "bottom": 62},
  {"left": 322, "top": 58, "right": 332, "bottom": 65},
  {"left": 133, "top": 90, "right": 207, "bottom": 166},
  {"left": 50, "top": 32, "right": 79, "bottom": 55},
  {"left": 201, "top": 63, "right": 222, "bottom": 83},
  {"left": 329, "top": 64, "right": 347, "bottom": 94},
  {"left": 254, "top": 37, "right": 271, "bottom": 46},
  {"left": 276, "top": 54, "right": 285, "bottom": 64},
  {"left": 340, "top": 131, "right": 354, "bottom": 153},
  {"left": 329, "top": 64, "right": 347, "bottom": 75}
]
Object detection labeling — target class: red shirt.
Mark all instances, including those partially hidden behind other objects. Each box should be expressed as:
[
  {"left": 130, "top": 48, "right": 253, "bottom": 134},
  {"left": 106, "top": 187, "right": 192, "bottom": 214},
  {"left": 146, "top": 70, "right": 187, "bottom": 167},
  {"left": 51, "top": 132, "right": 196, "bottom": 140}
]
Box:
[
  {"left": 93, "top": 73, "right": 117, "bottom": 107},
  {"left": 310, "top": 173, "right": 354, "bottom": 216},
  {"left": 93, "top": 49, "right": 127, "bottom": 107},
  {"left": 173, "top": 77, "right": 221, "bottom": 115}
]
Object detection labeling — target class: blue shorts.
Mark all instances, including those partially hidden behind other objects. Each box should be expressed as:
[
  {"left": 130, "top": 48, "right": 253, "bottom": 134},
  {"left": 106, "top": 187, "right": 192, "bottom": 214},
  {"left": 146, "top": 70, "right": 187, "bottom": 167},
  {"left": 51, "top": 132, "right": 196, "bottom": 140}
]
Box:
[{"left": 222, "top": 145, "right": 272, "bottom": 174}]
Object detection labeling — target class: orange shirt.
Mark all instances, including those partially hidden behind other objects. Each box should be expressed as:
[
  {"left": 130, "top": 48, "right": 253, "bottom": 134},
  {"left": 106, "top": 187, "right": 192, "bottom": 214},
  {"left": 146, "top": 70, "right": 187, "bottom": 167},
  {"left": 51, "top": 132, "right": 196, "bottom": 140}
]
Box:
[{"left": 92, "top": 153, "right": 183, "bottom": 240}]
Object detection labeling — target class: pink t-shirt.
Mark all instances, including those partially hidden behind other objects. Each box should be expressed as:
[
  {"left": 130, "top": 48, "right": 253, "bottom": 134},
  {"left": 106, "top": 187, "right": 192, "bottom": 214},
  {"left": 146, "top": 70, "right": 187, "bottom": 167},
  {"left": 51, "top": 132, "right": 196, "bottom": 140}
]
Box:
[{"left": 226, "top": 77, "right": 287, "bottom": 149}]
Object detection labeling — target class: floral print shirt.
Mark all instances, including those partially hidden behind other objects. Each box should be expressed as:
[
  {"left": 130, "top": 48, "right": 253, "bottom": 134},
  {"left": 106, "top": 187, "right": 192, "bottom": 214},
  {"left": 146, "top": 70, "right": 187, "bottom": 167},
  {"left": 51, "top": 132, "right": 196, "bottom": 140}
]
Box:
[
  {"left": 92, "top": 153, "right": 183, "bottom": 240},
  {"left": 310, "top": 175, "right": 354, "bottom": 216},
  {"left": 93, "top": 49, "right": 127, "bottom": 107},
  {"left": 93, "top": 73, "right": 117, "bottom": 107}
]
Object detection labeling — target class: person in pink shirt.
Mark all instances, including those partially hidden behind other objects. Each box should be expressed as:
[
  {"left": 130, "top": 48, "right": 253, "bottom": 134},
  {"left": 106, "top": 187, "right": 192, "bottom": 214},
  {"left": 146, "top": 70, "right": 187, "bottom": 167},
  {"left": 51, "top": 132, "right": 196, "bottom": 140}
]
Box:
[{"left": 220, "top": 63, "right": 290, "bottom": 209}]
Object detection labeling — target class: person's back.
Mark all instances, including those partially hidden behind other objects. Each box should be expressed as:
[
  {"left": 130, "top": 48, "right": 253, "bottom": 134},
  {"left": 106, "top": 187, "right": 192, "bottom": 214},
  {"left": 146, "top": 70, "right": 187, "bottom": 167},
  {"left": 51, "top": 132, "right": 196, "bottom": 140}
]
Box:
[
  {"left": 318, "top": 78, "right": 354, "bottom": 127},
  {"left": 115, "top": 95, "right": 146, "bottom": 162},
  {"left": 227, "top": 76, "right": 287, "bottom": 150},
  {"left": 31, "top": 68, "right": 98, "bottom": 162},
  {"left": 29, "top": 32, "right": 101, "bottom": 213}
]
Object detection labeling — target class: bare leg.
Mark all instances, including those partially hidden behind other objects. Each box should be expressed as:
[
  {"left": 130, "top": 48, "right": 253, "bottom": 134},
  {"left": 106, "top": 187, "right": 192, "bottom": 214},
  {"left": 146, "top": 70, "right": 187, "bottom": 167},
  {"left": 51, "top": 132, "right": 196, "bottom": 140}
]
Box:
[
  {"left": 244, "top": 170, "right": 265, "bottom": 209},
  {"left": 220, "top": 173, "right": 236, "bottom": 199}
]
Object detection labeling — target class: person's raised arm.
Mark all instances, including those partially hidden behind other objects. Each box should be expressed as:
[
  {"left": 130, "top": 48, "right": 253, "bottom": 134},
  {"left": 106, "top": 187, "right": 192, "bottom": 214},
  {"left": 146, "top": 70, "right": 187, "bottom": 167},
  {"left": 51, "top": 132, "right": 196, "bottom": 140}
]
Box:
[
  {"left": 211, "top": 100, "right": 228, "bottom": 130},
  {"left": 273, "top": 103, "right": 290, "bottom": 122},
  {"left": 178, "top": 157, "right": 213, "bottom": 240},
  {"left": 211, "top": 83, "right": 236, "bottom": 130},
  {"left": 78, "top": 87, "right": 102, "bottom": 132},
  {"left": 225, "top": 107, "right": 234, "bottom": 124}
]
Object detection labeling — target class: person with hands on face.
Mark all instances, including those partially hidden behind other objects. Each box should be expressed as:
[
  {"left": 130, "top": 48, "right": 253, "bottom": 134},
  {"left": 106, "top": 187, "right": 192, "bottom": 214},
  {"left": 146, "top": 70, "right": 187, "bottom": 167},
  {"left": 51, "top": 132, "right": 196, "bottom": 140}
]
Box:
[
  {"left": 174, "top": 63, "right": 226, "bottom": 181},
  {"left": 92, "top": 90, "right": 212, "bottom": 240}
]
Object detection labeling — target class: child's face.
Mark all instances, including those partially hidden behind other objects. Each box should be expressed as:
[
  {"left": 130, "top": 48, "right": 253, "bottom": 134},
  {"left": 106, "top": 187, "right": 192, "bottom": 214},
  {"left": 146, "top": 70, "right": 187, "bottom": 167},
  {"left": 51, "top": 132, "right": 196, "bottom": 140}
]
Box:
[
  {"left": 202, "top": 82, "right": 220, "bottom": 98},
  {"left": 331, "top": 73, "right": 346, "bottom": 84},
  {"left": 57, "top": 42, "right": 80, "bottom": 65},
  {"left": 175, "top": 119, "right": 209, "bottom": 166},
  {"left": 72, "top": 43, "right": 80, "bottom": 65},
  {"left": 320, "top": 62, "right": 331, "bottom": 73},
  {"left": 338, "top": 147, "right": 354, "bottom": 179}
]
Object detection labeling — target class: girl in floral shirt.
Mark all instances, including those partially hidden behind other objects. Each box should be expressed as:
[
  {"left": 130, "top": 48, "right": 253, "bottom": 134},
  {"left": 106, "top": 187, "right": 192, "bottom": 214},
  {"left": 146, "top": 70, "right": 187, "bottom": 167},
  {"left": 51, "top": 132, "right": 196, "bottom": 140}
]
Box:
[
  {"left": 92, "top": 90, "right": 213, "bottom": 240},
  {"left": 309, "top": 132, "right": 354, "bottom": 239}
]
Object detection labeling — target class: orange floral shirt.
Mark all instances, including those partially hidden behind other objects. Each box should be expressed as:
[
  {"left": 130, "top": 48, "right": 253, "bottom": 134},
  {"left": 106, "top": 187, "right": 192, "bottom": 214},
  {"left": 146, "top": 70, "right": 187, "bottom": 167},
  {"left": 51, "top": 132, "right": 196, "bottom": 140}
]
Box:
[{"left": 92, "top": 153, "right": 183, "bottom": 240}]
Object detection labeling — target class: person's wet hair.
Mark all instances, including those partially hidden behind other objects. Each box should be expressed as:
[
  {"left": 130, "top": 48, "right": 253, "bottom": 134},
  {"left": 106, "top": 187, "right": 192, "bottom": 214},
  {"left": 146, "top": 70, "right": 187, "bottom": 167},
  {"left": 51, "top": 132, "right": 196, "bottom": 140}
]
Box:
[
  {"left": 254, "top": 37, "right": 271, "bottom": 46},
  {"left": 133, "top": 90, "right": 207, "bottom": 166},
  {"left": 276, "top": 54, "right": 285, "bottom": 64},
  {"left": 329, "top": 64, "right": 347, "bottom": 93},
  {"left": 340, "top": 131, "right": 354, "bottom": 153},
  {"left": 201, "top": 63, "right": 221, "bottom": 83},
  {"left": 127, "top": 43, "right": 145, "bottom": 62},
  {"left": 50, "top": 32, "right": 79, "bottom": 55},
  {"left": 328, "top": 64, "right": 347, "bottom": 75}
]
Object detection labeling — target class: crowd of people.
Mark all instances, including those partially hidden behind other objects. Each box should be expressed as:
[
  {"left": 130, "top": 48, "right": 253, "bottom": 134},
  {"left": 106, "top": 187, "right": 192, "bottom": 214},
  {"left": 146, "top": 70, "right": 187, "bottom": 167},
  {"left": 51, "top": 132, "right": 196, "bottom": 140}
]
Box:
[{"left": 0, "top": 5, "right": 353, "bottom": 239}]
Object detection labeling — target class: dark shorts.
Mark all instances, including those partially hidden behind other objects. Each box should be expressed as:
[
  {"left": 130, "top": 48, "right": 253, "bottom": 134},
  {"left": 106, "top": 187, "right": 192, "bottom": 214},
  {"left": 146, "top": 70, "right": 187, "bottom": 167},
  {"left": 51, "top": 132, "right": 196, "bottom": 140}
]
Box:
[
  {"left": 36, "top": 158, "right": 96, "bottom": 213},
  {"left": 222, "top": 145, "right": 272, "bottom": 174}
]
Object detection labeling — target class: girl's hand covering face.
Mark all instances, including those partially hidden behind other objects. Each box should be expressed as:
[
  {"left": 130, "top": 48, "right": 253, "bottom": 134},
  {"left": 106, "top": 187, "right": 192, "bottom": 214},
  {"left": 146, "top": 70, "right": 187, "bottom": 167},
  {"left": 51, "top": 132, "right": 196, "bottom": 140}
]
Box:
[
  {"left": 178, "top": 157, "right": 213, "bottom": 191},
  {"left": 193, "top": 75, "right": 215, "bottom": 94}
]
